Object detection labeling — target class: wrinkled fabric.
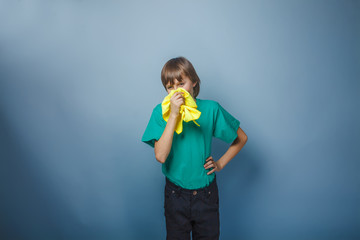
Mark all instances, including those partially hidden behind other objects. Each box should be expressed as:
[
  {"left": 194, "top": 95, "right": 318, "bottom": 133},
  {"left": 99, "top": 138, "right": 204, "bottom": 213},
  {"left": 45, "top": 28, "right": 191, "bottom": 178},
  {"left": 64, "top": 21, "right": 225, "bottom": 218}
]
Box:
[
  {"left": 142, "top": 98, "right": 241, "bottom": 188},
  {"left": 161, "top": 88, "right": 201, "bottom": 134}
]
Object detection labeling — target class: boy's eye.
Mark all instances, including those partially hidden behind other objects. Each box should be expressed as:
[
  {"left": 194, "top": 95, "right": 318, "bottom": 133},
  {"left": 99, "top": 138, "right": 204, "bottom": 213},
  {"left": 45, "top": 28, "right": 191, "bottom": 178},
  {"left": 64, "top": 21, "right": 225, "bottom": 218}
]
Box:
[{"left": 167, "top": 83, "right": 183, "bottom": 89}]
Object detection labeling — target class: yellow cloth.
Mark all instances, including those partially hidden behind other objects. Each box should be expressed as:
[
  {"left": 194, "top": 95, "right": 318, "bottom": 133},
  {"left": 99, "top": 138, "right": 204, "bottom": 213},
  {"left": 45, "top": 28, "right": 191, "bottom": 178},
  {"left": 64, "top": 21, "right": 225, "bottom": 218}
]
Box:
[{"left": 161, "top": 88, "right": 201, "bottom": 134}]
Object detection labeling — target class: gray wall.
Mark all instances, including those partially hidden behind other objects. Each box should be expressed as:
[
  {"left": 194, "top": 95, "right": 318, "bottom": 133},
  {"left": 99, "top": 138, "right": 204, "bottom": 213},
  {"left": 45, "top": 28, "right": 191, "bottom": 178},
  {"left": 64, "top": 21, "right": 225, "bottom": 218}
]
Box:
[{"left": 0, "top": 0, "right": 359, "bottom": 239}]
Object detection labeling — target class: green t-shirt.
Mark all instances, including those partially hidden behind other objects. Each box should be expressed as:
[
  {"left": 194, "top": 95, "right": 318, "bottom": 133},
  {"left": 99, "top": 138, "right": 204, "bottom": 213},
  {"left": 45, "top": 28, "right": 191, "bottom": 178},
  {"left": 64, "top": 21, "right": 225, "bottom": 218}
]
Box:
[{"left": 141, "top": 98, "right": 240, "bottom": 189}]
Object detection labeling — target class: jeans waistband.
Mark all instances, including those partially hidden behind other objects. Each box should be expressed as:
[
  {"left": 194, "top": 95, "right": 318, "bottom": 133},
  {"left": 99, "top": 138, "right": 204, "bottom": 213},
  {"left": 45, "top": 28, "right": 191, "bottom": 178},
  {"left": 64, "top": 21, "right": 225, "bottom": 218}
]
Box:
[{"left": 165, "top": 175, "right": 217, "bottom": 194}]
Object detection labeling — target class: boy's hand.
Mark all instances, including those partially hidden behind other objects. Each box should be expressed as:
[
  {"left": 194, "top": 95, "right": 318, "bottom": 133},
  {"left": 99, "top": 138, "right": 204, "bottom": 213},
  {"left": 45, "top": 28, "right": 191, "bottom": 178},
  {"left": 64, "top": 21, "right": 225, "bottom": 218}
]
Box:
[
  {"left": 204, "top": 156, "right": 222, "bottom": 175},
  {"left": 170, "top": 92, "right": 184, "bottom": 118}
]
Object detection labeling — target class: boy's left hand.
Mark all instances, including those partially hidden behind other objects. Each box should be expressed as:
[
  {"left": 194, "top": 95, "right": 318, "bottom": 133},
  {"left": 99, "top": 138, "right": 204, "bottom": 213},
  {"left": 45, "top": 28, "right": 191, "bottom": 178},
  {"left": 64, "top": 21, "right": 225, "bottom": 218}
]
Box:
[{"left": 204, "top": 156, "right": 222, "bottom": 175}]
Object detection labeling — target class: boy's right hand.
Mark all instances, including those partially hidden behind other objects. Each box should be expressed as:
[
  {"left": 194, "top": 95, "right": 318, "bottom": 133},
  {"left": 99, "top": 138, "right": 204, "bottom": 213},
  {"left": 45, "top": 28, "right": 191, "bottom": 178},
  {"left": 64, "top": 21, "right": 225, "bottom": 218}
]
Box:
[{"left": 170, "top": 92, "right": 184, "bottom": 118}]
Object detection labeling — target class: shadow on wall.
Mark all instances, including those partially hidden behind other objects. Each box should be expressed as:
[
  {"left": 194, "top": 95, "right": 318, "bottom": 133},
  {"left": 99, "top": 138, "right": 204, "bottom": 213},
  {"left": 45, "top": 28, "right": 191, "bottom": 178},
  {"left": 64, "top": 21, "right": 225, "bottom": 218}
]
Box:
[{"left": 0, "top": 116, "right": 77, "bottom": 239}]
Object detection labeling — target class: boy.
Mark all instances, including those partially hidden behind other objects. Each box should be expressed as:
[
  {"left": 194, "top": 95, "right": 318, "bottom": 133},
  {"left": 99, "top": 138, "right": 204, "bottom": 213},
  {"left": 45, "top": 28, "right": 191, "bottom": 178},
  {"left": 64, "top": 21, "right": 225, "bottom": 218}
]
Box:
[{"left": 142, "top": 56, "right": 248, "bottom": 240}]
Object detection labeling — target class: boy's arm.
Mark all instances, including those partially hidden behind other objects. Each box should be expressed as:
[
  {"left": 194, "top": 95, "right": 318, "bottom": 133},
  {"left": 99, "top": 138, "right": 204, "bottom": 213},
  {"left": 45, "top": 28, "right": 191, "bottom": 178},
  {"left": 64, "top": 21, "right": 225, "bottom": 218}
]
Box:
[
  {"left": 218, "top": 127, "right": 247, "bottom": 170},
  {"left": 205, "top": 127, "right": 248, "bottom": 174},
  {"left": 154, "top": 114, "right": 180, "bottom": 164}
]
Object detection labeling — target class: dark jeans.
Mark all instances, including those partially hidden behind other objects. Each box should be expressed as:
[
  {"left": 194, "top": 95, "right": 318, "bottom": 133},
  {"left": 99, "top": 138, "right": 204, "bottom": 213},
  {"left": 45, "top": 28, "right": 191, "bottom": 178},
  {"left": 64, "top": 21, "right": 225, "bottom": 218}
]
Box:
[{"left": 164, "top": 176, "right": 220, "bottom": 240}]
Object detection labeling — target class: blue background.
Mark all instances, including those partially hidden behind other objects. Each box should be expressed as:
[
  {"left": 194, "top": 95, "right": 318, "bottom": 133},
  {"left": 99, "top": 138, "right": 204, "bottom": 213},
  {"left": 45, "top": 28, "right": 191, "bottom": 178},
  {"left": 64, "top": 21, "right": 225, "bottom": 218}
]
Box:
[{"left": 0, "top": 0, "right": 359, "bottom": 239}]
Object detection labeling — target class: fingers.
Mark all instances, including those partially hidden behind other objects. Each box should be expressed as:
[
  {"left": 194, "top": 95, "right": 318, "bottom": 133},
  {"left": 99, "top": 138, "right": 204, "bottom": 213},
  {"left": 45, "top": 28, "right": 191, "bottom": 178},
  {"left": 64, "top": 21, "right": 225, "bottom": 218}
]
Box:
[
  {"left": 207, "top": 168, "right": 216, "bottom": 175},
  {"left": 204, "top": 163, "right": 215, "bottom": 170},
  {"left": 204, "top": 156, "right": 220, "bottom": 175},
  {"left": 204, "top": 156, "right": 213, "bottom": 165},
  {"left": 206, "top": 156, "right": 213, "bottom": 161},
  {"left": 204, "top": 161, "right": 214, "bottom": 169},
  {"left": 204, "top": 156, "right": 215, "bottom": 169},
  {"left": 175, "top": 93, "right": 184, "bottom": 102},
  {"left": 172, "top": 92, "right": 184, "bottom": 97},
  {"left": 171, "top": 92, "right": 184, "bottom": 104},
  {"left": 173, "top": 98, "right": 184, "bottom": 106},
  {"left": 174, "top": 92, "right": 184, "bottom": 98}
]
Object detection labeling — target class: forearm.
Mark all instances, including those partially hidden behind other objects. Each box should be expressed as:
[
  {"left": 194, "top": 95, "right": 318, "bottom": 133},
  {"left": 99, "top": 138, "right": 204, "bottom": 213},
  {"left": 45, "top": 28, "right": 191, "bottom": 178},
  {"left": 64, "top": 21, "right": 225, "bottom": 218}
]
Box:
[
  {"left": 217, "top": 133, "right": 247, "bottom": 170},
  {"left": 154, "top": 114, "right": 179, "bottom": 163}
]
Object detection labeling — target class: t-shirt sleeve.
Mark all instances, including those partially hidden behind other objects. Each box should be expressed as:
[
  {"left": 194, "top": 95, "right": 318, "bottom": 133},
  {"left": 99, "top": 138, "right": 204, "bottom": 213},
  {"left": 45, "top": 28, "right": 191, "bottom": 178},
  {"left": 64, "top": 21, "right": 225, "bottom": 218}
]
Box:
[
  {"left": 141, "top": 106, "right": 166, "bottom": 148},
  {"left": 213, "top": 102, "right": 240, "bottom": 143}
]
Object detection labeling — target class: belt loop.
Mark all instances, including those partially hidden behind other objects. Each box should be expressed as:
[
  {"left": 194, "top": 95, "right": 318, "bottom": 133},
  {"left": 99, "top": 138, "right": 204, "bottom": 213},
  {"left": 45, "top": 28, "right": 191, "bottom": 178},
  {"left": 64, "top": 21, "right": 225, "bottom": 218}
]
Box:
[
  {"left": 206, "top": 175, "right": 216, "bottom": 195},
  {"left": 176, "top": 185, "right": 182, "bottom": 197},
  {"left": 203, "top": 181, "right": 210, "bottom": 196}
]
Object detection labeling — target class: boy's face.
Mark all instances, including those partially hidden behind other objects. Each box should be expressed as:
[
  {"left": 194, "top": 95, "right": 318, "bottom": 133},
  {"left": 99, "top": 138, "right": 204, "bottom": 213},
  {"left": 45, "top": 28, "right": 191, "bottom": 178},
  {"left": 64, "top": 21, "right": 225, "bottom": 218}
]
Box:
[{"left": 165, "top": 75, "right": 197, "bottom": 99}]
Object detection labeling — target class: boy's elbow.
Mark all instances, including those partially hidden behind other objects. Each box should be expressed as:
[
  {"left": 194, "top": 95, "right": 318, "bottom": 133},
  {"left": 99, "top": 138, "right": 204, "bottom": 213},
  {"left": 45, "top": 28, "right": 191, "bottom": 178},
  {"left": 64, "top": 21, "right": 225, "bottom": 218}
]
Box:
[
  {"left": 154, "top": 141, "right": 168, "bottom": 163},
  {"left": 155, "top": 152, "right": 166, "bottom": 164},
  {"left": 241, "top": 134, "right": 248, "bottom": 145},
  {"left": 154, "top": 143, "right": 166, "bottom": 164},
  {"left": 154, "top": 140, "right": 166, "bottom": 163}
]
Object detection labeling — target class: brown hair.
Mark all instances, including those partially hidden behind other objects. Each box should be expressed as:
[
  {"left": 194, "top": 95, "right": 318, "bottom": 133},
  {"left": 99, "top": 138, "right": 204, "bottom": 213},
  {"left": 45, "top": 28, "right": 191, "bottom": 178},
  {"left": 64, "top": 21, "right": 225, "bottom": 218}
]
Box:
[{"left": 161, "top": 56, "right": 201, "bottom": 98}]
